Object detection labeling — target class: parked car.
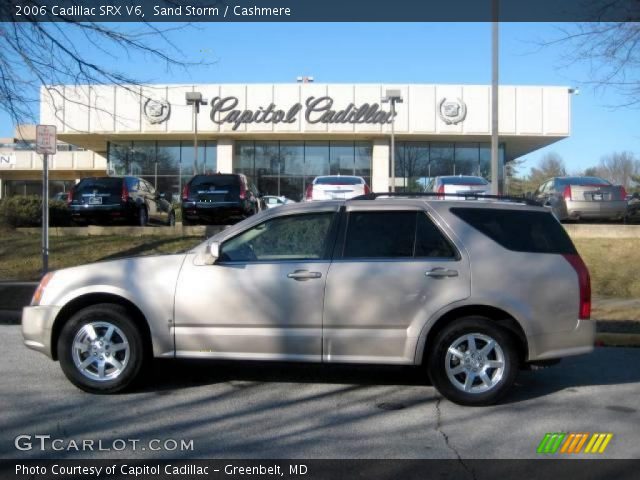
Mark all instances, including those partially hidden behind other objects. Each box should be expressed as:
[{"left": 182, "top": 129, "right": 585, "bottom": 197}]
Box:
[
  {"left": 181, "top": 173, "right": 261, "bottom": 225},
  {"left": 53, "top": 192, "right": 68, "bottom": 202},
  {"left": 626, "top": 192, "right": 640, "bottom": 222},
  {"left": 305, "top": 175, "right": 370, "bottom": 201},
  {"left": 427, "top": 175, "right": 490, "bottom": 196},
  {"left": 263, "top": 195, "right": 296, "bottom": 209},
  {"left": 23, "top": 196, "right": 593, "bottom": 405},
  {"left": 68, "top": 176, "right": 175, "bottom": 226},
  {"left": 532, "top": 176, "right": 627, "bottom": 222}
]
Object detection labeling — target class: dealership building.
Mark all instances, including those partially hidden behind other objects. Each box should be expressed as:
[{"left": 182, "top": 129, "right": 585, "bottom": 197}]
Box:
[{"left": 0, "top": 83, "right": 572, "bottom": 200}]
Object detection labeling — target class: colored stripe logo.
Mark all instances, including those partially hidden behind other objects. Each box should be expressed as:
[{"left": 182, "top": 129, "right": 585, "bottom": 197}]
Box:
[{"left": 537, "top": 433, "right": 613, "bottom": 454}]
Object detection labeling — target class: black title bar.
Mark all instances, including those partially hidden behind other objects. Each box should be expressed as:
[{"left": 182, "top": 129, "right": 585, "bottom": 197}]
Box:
[{"left": 3, "top": 0, "right": 640, "bottom": 22}]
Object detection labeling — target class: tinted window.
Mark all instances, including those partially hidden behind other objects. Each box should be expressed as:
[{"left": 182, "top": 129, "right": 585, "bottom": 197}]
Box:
[
  {"left": 441, "top": 176, "right": 488, "bottom": 185},
  {"left": 451, "top": 208, "right": 577, "bottom": 254},
  {"left": 220, "top": 213, "right": 334, "bottom": 262},
  {"left": 343, "top": 211, "right": 415, "bottom": 258},
  {"left": 315, "top": 176, "right": 363, "bottom": 185},
  {"left": 191, "top": 175, "right": 240, "bottom": 193},
  {"left": 415, "top": 213, "right": 457, "bottom": 258},
  {"left": 75, "top": 178, "right": 122, "bottom": 195}
]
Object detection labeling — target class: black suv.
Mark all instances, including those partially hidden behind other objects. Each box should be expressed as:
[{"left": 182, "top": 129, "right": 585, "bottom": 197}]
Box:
[
  {"left": 181, "top": 173, "right": 262, "bottom": 225},
  {"left": 68, "top": 176, "right": 175, "bottom": 226}
]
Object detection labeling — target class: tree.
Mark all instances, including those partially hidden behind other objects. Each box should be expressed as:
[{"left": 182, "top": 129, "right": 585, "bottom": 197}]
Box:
[
  {"left": 528, "top": 152, "right": 566, "bottom": 188},
  {"left": 596, "top": 151, "right": 640, "bottom": 188},
  {"left": 0, "top": 10, "right": 205, "bottom": 128},
  {"left": 543, "top": 23, "right": 640, "bottom": 106}
]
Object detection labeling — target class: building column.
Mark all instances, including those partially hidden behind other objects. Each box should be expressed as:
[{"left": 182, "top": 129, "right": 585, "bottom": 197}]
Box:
[
  {"left": 0, "top": 178, "right": 3, "bottom": 199},
  {"left": 371, "top": 139, "right": 389, "bottom": 193},
  {"left": 216, "top": 139, "right": 234, "bottom": 174}
]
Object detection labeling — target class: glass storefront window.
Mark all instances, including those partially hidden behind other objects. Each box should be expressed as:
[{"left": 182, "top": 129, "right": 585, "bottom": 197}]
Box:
[
  {"left": 355, "top": 142, "right": 372, "bottom": 187},
  {"left": 454, "top": 144, "right": 479, "bottom": 176},
  {"left": 156, "top": 142, "right": 181, "bottom": 176},
  {"left": 429, "top": 143, "right": 454, "bottom": 178},
  {"left": 3, "top": 180, "right": 75, "bottom": 198},
  {"left": 330, "top": 142, "right": 354, "bottom": 176}
]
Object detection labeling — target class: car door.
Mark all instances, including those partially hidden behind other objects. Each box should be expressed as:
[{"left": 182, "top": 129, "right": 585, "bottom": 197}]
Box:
[
  {"left": 323, "top": 205, "right": 471, "bottom": 364},
  {"left": 173, "top": 207, "right": 340, "bottom": 361}
]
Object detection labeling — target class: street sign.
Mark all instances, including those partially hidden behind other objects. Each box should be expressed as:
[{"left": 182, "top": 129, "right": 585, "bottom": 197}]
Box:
[{"left": 36, "top": 125, "right": 57, "bottom": 155}]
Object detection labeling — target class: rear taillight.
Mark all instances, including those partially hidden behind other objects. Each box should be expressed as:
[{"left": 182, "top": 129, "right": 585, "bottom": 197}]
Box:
[
  {"left": 182, "top": 183, "right": 190, "bottom": 201},
  {"left": 121, "top": 181, "right": 129, "bottom": 203},
  {"left": 364, "top": 184, "right": 371, "bottom": 195},
  {"left": 239, "top": 181, "right": 247, "bottom": 200},
  {"left": 66, "top": 188, "right": 73, "bottom": 205},
  {"left": 305, "top": 184, "right": 313, "bottom": 201},
  {"left": 621, "top": 187, "right": 627, "bottom": 201},
  {"left": 563, "top": 185, "right": 572, "bottom": 200},
  {"left": 437, "top": 184, "right": 445, "bottom": 198},
  {"left": 562, "top": 254, "right": 591, "bottom": 320}
]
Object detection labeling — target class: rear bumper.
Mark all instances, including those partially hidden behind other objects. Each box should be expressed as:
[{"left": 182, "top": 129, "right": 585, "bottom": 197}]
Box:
[
  {"left": 528, "top": 319, "right": 595, "bottom": 361},
  {"left": 69, "top": 204, "right": 135, "bottom": 223},
  {"left": 22, "top": 305, "right": 61, "bottom": 359},
  {"left": 182, "top": 201, "right": 248, "bottom": 222},
  {"left": 565, "top": 200, "right": 627, "bottom": 220}
]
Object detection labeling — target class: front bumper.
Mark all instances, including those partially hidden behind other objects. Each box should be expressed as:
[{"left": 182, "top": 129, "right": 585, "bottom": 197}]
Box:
[
  {"left": 22, "top": 305, "right": 61, "bottom": 359},
  {"left": 528, "top": 319, "right": 596, "bottom": 361}
]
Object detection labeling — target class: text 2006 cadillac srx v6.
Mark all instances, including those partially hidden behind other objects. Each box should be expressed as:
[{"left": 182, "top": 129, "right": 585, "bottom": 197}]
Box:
[{"left": 23, "top": 196, "right": 594, "bottom": 405}]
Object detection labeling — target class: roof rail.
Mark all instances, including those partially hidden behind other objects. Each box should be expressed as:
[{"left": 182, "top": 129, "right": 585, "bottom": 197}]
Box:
[{"left": 350, "top": 192, "right": 543, "bottom": 207}]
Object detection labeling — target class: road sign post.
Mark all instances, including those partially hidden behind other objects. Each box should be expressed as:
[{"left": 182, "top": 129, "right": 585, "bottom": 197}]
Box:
[{"left": 36, "top": 125, "right": 57, "bottom": 276}]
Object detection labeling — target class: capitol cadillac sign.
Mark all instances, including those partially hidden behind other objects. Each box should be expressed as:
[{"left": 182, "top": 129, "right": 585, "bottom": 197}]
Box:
[
  {"left": 143, "top": 94, "right": 468, "bottom": 130},
  {"left": 208, "top": 96, "right": 397, "bottom": 130}
]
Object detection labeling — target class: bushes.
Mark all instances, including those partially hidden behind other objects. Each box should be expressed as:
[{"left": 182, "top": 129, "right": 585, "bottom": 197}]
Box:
[{"left": 0, "top": 195, "right": 71, "bottom": 228}]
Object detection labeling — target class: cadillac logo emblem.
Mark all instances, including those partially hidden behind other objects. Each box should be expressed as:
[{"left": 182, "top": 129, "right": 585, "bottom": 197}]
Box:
[
  {"left": 143, "top": 97, "right": 171, "bottom": 124},
  {"left": 438, "top": 97, "right": 467, "bottom": 125}
]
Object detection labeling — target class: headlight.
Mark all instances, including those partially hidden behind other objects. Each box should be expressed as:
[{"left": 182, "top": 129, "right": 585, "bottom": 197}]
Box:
[{"left": 31, "top": 272, "right": 54, "bottom": 306}]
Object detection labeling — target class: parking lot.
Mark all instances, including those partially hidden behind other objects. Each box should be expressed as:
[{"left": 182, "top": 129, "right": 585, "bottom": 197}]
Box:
[{"left": 2, "top": 325, "right": 639, "bottom": 460}]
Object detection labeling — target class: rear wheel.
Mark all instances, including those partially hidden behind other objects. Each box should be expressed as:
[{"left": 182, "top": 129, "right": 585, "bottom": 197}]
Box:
[
  {"left": 167, "top": 210, "right": 176, "bottom": 226},
  {"left": 57, "top": 304, "right": 147, "bottom": 394},
  {"left": 137, "top": 206, "right": 148, "bottom": 226},
  {"left": 427, "top": 316, "right": 519, "bottom": 406}
]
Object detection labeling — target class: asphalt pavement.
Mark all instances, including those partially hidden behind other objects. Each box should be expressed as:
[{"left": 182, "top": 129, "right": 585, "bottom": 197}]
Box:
[{"left": 1, "top": 325, "right": 639, "bottom": 460}]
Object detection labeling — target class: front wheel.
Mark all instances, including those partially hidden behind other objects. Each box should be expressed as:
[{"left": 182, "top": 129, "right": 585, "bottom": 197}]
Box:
[
  {"left": 427, "top": 317, "right": 519, "bottom": 406},
  {"left": 137, "top": 206, "right": 148, "bottom": 226},
  {"left": 57, "top": 304, "right": 147, "bottom": 394}
]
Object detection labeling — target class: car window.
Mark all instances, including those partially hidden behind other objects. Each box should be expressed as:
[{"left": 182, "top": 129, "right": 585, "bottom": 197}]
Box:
[
  {"left": 76, "top": 178, "right": 122, "bottom": 195},
  {"left": 415, "top": 213, "right": 457, "bottom": 258},
  {"left": 451, "top": 208, "right": 577, "bottom": 254},
  {"left": 219, "top": 213, "right": 335, "bottom": 262},
  {"left": 343, "top": 211, "right": 415, "bottom": 259}
]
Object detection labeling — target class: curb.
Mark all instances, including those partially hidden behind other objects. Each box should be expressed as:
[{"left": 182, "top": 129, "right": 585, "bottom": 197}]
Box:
[{"left": 595, "top": 333, "right": 640, "bottom": 347}]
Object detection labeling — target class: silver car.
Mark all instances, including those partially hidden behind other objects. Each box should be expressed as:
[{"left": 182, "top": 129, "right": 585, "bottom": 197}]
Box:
[
  {"left": 304, "top": 175, "right": 370, "bottom": 201},
  {"left": 427, "top": 175, "right": 490, "bottom": 196},
  {"left": 23, "top": 196, "right": 594, "bottom": 405},
  {"left": 533, "top": 176, "right": 627, "bottom": 222}
]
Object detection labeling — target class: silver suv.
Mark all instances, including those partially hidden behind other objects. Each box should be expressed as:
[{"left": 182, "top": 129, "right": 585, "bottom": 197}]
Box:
[{"left": 22, "top": 195, "right": 594, "bottom": 405}]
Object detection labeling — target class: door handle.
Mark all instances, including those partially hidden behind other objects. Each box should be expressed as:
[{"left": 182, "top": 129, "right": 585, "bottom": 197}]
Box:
[
  {"left": 425, "top": 268, "right": 458, "bottom": 278},
  {"left": 287, "top": 270, "right": 322, "bottom": 281}
]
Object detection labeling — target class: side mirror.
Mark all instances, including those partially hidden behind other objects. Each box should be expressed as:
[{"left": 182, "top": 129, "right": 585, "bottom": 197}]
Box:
[{"left": 209, "top": 241, "right": 220, "bottom": 260}]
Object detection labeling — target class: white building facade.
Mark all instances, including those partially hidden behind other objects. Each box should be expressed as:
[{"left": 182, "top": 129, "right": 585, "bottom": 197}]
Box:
[{"left": 0, "top": 83, "right": 571, "bottom": 199}]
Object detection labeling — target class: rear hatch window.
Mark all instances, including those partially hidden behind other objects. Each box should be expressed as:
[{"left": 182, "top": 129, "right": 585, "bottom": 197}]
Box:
[
  {"left": 314, "top": 177, "right": 363, "bottom": 185},
  {"left": 442, "top": 176, "right": 488, "bottom": 185},
  {"left": 451, "top": 207, "right": 577, "bottom": 254},
  {"left": 190, "top": 175, "right": 241, "bottom": 202},
  {"left": 73, "top": 178, "right": 122, "bottom": 205}
]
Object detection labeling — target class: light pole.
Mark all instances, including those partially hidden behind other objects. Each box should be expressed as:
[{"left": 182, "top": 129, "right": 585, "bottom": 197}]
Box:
[
  {"left": 185, "top": 91, "right": 208, "bottom": 192},
  {"left": 490, "top": 2, "right": 500, "bottom": 195},
  {"left": 382, "top": 89, "right": 403, "bottom": 192}
]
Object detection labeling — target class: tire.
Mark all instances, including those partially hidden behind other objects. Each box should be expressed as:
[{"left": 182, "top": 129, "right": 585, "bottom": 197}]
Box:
[
  {"left": 138, "top": 206, "right": 148, "bottom": 227},
  {"left": 167, "top": 210, "right": 176, "bottom": 226},
  {"left": 427, "top": 316, "right": 519, "bottom": 406},
  {"left": 57, "top": 304, "right": 147, "bottom": 394}
]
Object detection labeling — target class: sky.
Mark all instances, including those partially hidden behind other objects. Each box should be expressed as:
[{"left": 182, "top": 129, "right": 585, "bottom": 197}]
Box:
[{"left": 2, "top": 22, "right": 638, "bottom": 175}]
